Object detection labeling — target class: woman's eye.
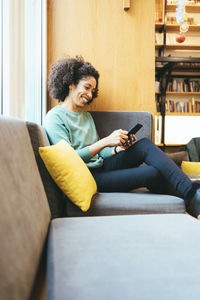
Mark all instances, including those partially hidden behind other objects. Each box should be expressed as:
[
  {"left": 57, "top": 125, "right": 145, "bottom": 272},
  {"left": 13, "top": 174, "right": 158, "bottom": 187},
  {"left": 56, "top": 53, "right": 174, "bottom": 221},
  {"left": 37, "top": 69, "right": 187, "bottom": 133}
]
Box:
[{"left": 85, "top": 86, "right": 89, "bottom": 90}]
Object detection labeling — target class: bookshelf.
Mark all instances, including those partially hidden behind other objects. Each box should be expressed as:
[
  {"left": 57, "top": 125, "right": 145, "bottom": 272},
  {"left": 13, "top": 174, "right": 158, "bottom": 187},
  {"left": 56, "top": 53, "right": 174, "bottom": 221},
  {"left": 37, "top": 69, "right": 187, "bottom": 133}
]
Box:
[
  {"left": 155, "top": 0, "right": 200, "bottom": 147},
  {"left": 156, "top": 1, "right": 200, "bottom": 53},
  {"left": 156, "top": 57, "right": 200, "bottom": 114},
  {"left": 166, "top": 3, "right": 200, "bottom": 13}
]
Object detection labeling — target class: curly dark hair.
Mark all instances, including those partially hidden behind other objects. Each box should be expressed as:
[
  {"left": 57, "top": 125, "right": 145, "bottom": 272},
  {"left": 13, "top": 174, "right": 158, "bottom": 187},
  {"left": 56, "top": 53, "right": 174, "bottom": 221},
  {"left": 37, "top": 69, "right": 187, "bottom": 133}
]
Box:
[{"left": 48, "top": 56, "right": 100, "bottom": 103}]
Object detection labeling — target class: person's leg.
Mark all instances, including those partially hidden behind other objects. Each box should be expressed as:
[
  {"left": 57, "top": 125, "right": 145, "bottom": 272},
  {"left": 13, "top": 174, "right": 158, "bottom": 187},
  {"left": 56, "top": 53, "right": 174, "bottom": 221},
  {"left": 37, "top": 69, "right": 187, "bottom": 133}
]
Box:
[
  {"left": 102, "top": 138, "right": 200, "bottom": 217},
  {"left": 103, "top": 138, "right": 192, "bottom": 199},
  {"left": 90, "top": 165, "right": 170, "bottom": 193}
]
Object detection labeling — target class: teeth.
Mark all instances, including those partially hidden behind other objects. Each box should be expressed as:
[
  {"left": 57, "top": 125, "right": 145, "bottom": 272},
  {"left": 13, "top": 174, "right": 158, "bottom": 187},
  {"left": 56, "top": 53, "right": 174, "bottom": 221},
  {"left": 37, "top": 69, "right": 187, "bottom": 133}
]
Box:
[{"left": 82, "top": 97, "right": 87, "bottom": 102}]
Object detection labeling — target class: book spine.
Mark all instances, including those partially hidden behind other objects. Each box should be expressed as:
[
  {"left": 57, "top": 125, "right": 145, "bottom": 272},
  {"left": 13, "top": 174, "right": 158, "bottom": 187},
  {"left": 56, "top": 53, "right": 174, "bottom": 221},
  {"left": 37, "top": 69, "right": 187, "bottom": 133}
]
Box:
[{"left": 155, "top": 116, "right": 162, "bottom": 145}]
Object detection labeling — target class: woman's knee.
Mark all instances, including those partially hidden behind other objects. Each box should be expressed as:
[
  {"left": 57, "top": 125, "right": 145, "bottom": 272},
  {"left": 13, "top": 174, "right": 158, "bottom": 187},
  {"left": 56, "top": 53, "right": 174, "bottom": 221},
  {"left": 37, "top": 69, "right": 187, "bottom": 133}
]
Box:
[
  {"left": 143, "top": 165, "right": 160, "bottom": 180},
  {"left": 136, "top": 137, "right": 153, "bottom": 146},
  {"left": 131, "top": 137, "right": 153, "bottom": 152}
]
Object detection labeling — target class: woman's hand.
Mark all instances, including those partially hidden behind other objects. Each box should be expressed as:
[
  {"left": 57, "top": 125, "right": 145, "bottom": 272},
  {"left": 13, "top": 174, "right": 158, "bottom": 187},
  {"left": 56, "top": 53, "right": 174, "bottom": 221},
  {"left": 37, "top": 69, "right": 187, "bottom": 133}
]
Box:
[
  {"left": 88, "top": 129, "right": 136, "bottom": 157},
  {"left": 123, "top": 134, "right": 136, "bottom": 149},
  {"left": 114, "top": 133, "right": 136, "bottom": 154},
  {"left": 104, "top": 129, "right": 129, "bottom": 147}
]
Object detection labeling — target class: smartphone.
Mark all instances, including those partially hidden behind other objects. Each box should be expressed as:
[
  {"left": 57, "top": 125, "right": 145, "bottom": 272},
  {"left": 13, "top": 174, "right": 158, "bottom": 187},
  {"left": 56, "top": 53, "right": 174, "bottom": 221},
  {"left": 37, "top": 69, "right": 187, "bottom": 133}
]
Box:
[{"left": 128, "top": 123, "right": 143, "bottom": 139}]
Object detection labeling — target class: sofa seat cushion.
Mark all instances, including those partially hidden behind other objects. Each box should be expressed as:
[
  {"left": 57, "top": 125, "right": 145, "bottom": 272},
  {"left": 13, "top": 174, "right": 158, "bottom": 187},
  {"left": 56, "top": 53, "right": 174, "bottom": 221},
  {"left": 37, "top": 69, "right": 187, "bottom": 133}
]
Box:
[
  {"left": 66, "top": 192, "right": 185, "bottom": 216},
  {"left": 47, "top": 214, "right": 200, "bottom": 300}
]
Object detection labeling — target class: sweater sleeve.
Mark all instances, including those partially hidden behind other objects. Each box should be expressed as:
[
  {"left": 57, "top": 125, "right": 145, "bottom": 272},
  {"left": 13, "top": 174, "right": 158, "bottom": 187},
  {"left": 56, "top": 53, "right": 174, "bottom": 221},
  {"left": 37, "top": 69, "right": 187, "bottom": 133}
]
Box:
[
  {"left": 44, "top": 115, "right": 93, "bottom": 162},
  {"left": 99, "top": 147, "right": 113, "bottom": 159},
  {"left": 93, "top": 122, "right": 113, "bottom": 159}
]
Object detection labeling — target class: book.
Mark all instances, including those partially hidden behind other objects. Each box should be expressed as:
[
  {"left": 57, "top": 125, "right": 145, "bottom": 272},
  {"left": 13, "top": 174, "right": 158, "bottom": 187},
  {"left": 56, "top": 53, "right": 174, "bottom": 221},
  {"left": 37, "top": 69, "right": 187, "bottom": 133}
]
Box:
[{"left": 154, "top": 115, "right": 162, "bottom": 144}]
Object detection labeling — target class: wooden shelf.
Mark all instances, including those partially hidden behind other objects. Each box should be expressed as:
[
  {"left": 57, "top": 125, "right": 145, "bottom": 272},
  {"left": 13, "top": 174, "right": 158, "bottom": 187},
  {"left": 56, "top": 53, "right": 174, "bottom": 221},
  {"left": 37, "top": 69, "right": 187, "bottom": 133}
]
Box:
[
  {"left": 155, "top": 143, "right": 185, "bottom": 147},
  {"left": 165, "top": 44, "right": 200, "bottom": 50},
  {"left": 156, "top": 57, "right": 200, "bottom": 63},
  {"left": 164, "top": 144, "right": 185, "bottom": 146},
  {"left": 165, "top": 112, "right": 200, "bottom": 116},
  {"left": 155, "top": 44, "right": 164, "bottom": 48},
  {"left": 167, "top": 4, "right": 200, "bottom": 13},
  {"left": 166, "top": 24, "right": 200, "bottom": 31},
  {"left": 155, "top": 22, "right": 164, "bottom": 30},
  {"left": 156, "top": 44, "right": 200, "bottom": 50},
  {"left": 166, "top": 92, "right": 200, "bottom": 95},
  {"left": 155, "top": 112, "right": 200, "bottom": 116}
]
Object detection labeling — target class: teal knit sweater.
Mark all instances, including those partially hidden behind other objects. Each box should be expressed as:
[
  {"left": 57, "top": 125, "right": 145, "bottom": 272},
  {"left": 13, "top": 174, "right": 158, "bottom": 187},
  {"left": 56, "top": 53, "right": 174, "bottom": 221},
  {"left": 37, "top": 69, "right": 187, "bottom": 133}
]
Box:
[{"left": 43, "top": 106, "right": 113, "bottom": 168}]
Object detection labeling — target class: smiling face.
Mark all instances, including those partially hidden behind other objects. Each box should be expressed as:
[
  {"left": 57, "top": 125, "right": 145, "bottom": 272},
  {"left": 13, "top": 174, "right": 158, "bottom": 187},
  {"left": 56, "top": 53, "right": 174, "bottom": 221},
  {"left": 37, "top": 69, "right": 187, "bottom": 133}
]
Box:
[{"left": 67, "top": 76, "right": 97, "bottom": 112}]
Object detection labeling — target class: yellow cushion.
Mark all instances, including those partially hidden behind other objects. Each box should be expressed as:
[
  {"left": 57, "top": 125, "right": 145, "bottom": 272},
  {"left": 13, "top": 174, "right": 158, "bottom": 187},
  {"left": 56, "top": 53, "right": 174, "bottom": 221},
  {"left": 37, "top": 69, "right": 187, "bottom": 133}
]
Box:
[
  {"left": 181, "top": 161, "right": 200, "bottom": 175},
  {"left": 39, "top": 140, "right": 97, "bottom": 212}
]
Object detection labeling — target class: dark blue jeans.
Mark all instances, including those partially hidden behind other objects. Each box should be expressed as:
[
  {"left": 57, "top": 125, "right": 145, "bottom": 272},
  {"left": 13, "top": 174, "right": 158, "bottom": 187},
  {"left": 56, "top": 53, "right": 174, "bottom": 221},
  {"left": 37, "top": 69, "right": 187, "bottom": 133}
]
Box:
[{"left": 90, "top": 138, "right": 192, "bottom": 199}]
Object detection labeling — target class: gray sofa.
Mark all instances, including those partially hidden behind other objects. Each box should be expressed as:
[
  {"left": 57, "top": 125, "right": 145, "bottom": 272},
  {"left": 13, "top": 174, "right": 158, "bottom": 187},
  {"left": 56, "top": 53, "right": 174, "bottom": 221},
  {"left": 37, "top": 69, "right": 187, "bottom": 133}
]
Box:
[
  {"left": 27, "top": 111, "right": 185, "bottom": 218},
  {"left": 1, "top": 111, "right": 200, "bottom": 300}
]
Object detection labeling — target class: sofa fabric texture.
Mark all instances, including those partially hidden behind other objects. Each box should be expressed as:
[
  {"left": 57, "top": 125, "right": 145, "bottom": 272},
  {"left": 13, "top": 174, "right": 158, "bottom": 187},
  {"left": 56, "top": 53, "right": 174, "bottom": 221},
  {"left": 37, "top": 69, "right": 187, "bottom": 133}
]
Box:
[
  {"left": 66, "top": 192, "right": 185, "bottom": 217},
  {"left": 167, "top": 150, "right": 189, "bottom": 167},
  {"left": 26, "top": 122, "right": 66, "bottom": 218},
  {"left": 47, "top": 214, "right": 200, "bottom": 300},
  {"left": 90, "top": 111, "right": 152, "bottom": 140},
  {"left": 186, "top": 137, "right": 200, "bottom": 162},
  {"left": 0, "top": 117, "right": 50, "bottom": 300}
]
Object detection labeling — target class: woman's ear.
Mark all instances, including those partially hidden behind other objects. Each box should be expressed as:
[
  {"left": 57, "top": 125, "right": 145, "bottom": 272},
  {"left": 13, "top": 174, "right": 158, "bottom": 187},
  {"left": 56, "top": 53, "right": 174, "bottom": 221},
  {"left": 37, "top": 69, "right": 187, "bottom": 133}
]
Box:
[{"left": 69, "top": 83, "right": 76, "bottom": 91}]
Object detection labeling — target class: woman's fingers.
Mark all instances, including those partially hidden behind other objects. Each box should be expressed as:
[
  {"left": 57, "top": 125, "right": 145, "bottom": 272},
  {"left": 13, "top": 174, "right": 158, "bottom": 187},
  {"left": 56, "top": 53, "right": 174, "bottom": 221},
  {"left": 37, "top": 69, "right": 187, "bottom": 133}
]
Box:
[
  {"left": 122, "top": 134, "right": 136, "bottom": 148},
  {"left": 108, "top": 129, "right": 137, "bottom": 147},
  {"left": 130, "top": 134, "right": 136, "bottom": 143},
  {"left": 113, "top": 129, "right": 128, "bottom": 145},
  {"left": 120, "top": 130, "right": 129, "bottom": 142}
]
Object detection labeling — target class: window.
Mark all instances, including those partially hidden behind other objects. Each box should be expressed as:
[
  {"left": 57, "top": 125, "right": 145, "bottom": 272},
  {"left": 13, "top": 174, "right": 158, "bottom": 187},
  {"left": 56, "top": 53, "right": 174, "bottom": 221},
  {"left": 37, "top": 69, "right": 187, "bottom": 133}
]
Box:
[{"left": 0, "top": 0, "right": 46, "bottom": 125}]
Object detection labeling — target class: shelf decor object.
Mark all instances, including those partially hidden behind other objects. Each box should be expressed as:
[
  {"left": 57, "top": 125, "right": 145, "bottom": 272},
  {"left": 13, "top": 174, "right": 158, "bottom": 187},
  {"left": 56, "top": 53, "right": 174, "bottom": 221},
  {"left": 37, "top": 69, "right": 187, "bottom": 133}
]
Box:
[
  {"left": 176, "top": 0, "right": 185, "bottom": 24},
  {"left": 176, "top": 32, "right": 186, "bottom": 42},
  {"left": 176, "top": 0, "right": 189, "bottom": 42},
  {"left": 123, "top": 0, "right": 131, "bottom": 11}
]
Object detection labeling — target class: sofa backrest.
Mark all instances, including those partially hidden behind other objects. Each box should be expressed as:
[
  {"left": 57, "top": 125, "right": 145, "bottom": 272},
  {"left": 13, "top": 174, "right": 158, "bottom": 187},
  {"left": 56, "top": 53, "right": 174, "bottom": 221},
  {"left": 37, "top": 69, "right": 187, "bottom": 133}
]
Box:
[
  {"left": 90, "top": 111, "right": 152, "bottom": 141},
  {"left": 26, "top": 122, "right": 66, "bottom": 219},
  {"left": 0, "top": 116, "right": 51, "bottom": 300}
]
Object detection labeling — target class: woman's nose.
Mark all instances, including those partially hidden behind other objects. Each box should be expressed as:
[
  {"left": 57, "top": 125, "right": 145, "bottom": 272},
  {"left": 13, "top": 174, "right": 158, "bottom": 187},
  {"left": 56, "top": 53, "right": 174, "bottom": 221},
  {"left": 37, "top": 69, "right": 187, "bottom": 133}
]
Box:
[{"left": 87, "top": 90, "right": 92, "bottom": 99}]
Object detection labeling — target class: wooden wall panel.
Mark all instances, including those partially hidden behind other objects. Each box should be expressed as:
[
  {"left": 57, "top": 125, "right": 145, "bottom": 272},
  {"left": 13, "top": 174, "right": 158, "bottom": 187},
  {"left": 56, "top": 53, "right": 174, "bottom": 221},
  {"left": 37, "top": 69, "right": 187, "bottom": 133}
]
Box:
[{"left": 47, "top": 0, "right": 155, "bottom": 113}]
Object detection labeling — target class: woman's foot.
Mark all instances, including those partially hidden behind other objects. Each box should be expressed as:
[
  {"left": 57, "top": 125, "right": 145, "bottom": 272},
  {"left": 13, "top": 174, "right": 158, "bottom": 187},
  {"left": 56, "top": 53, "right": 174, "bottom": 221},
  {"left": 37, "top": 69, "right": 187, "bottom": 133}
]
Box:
[{"left": 186, "top": 188, "right": 200, "bottom": 219}]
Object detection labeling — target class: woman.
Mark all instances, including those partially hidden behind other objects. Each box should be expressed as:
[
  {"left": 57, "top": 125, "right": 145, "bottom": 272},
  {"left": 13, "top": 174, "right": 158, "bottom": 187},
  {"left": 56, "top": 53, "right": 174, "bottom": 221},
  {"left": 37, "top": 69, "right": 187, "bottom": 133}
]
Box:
[{"left": 44, "top": 56, "right": 200, "bottom": 218}]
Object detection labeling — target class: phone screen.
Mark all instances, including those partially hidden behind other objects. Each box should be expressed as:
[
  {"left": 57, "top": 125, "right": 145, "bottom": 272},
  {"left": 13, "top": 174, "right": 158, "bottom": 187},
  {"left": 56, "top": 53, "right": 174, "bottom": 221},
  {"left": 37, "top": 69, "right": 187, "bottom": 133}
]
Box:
[{"left": 128, "top": 123, "right": 143, "bottom": 137}]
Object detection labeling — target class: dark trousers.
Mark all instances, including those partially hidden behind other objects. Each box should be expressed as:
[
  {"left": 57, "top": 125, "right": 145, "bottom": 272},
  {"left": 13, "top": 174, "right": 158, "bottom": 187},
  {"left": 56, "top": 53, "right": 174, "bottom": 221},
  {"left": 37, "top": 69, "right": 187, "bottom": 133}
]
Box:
[{"left": 90, "top": 138, "right": 192, "bottom": 199}]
